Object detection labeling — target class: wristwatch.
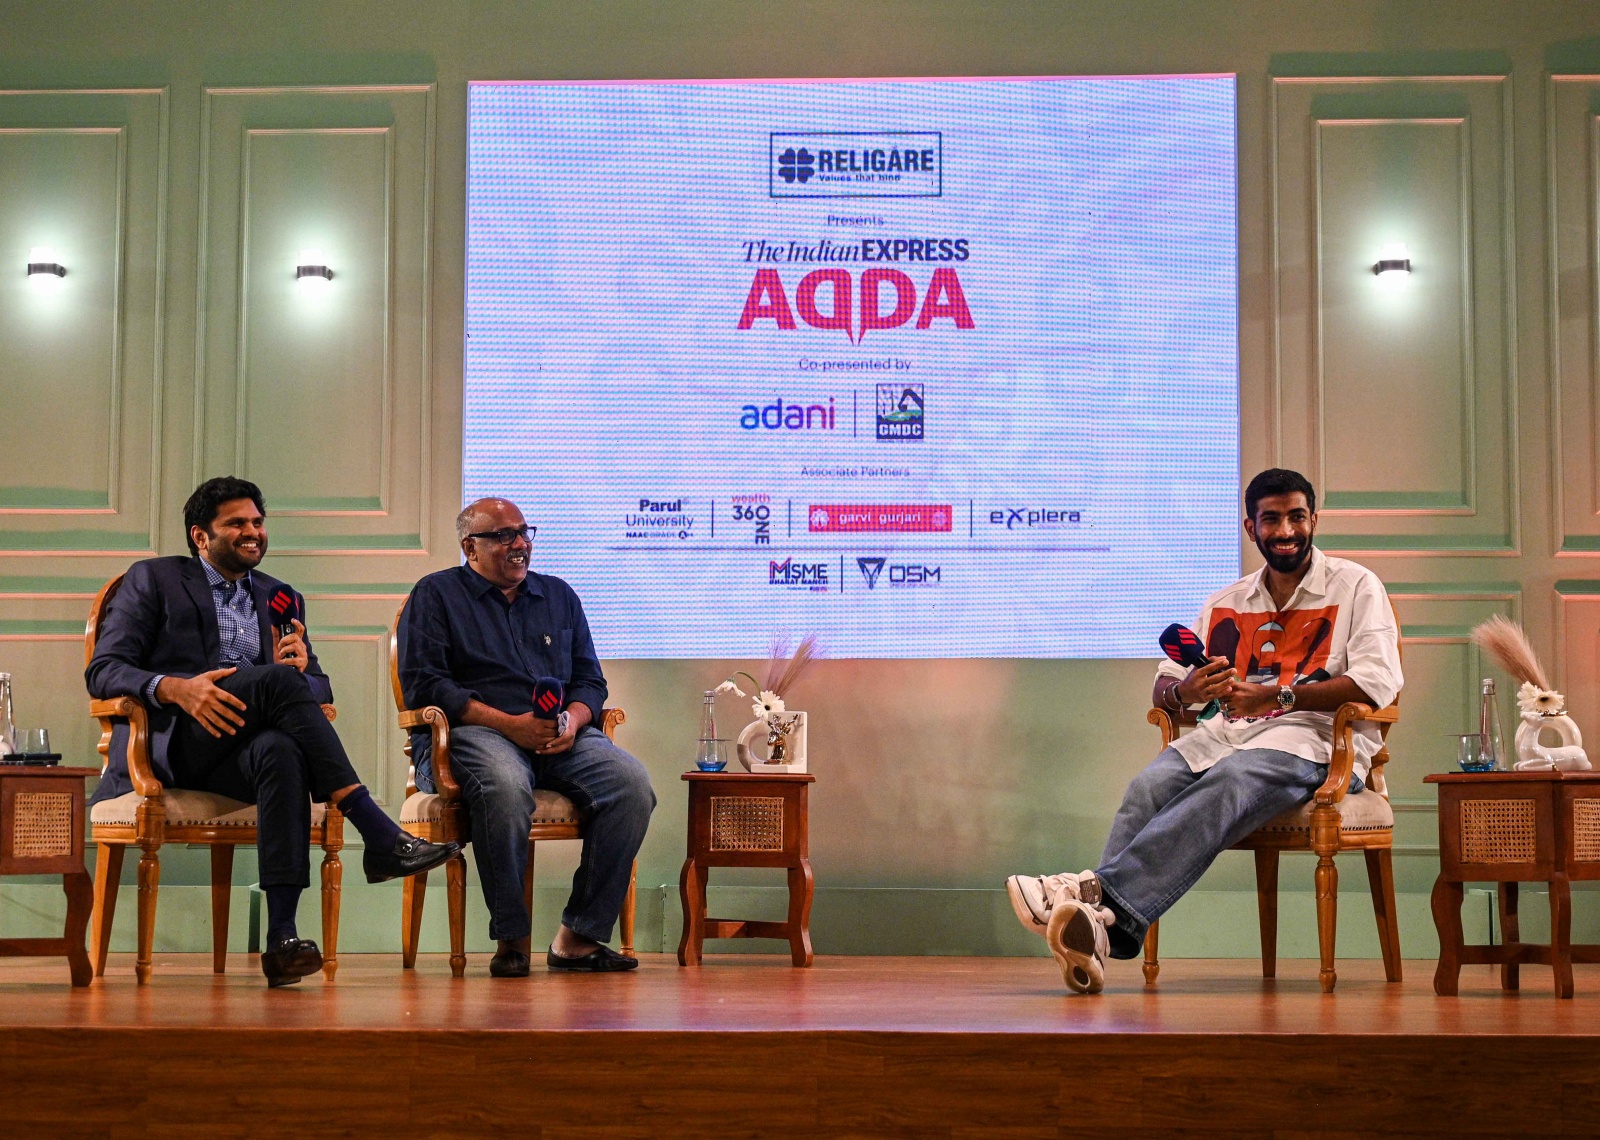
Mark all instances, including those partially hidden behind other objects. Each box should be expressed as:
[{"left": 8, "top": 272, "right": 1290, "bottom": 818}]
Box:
[{"left": 1276, "top": 685, "right": 1296, "bottom": 712}]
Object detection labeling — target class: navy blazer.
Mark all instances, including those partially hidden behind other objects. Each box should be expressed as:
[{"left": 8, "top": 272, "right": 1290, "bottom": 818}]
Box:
[{"left": 84, "top": 556, "right": 333, "bottom": 804}]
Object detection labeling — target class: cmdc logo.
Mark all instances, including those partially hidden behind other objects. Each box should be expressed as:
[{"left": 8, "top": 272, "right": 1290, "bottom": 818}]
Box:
[{"left": 777, "top": 147, "right": 815, "bottom": 184}]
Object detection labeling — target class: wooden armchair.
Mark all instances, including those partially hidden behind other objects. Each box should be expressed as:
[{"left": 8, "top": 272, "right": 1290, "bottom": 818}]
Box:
[
  {"left": 85, "top": 573, "right": 344, "bottom": 984},
  {"left": 389, "top": 607, "right": 637, "bottom": 977},
  {"left": 1141, "top": 635, "right": 1404, "bottom": 994}
]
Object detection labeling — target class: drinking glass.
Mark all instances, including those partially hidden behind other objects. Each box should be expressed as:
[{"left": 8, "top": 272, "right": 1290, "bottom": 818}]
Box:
[
  {"left": 15, "top": 728, "right": 50, "bottom": 756},
  {"left": 1457, "top": 733, "right": 1493, "bottom": 773},
  {"left": 696, "top": 738, "right": 728, "bottom": 772}
]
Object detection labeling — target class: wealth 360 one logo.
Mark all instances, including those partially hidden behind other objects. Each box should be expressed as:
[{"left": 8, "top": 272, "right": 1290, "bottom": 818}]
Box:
[{"left": 770, "top": 132, "right": 942, "bottom": 199}]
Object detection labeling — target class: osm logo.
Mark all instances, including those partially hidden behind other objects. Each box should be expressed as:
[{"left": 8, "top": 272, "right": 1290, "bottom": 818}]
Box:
[{"left": 856, "top": 557, "right": 941, "bottom": 589}]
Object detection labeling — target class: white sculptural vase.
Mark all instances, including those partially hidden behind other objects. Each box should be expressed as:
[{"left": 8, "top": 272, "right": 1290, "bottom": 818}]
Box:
[
  {"left": 1513, "top": 711, "right": 1590, "bottom": 771},
  {"left": 736, "top": 711, "right": 807, "bottom": 774}
]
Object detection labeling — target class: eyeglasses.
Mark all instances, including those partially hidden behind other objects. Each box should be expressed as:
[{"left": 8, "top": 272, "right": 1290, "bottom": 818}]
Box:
[{"left": 465, "top": 525, "right": 536, "bottom": 546}]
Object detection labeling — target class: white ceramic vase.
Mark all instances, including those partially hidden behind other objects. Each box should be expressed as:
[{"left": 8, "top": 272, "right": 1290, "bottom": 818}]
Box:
[
  {"left": 736, "top": 711, "right": 807, "bottom": 774},
  {"left": 1514, "top": 711, "right": 1589, "bottom": 771}
]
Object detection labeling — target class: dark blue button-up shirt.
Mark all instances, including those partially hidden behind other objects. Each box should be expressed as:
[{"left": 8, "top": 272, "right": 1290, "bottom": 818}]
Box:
[{"left": 398, "top": 564, "right": 609, "bottom": 740}]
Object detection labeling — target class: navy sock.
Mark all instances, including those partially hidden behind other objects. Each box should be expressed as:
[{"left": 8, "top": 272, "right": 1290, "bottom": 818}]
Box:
[
  {"left": 336, "top": 784, "right": 403, "bottom": 848},
  {"left": 264, "top": 885, "right": 301, "bottom": 946}
]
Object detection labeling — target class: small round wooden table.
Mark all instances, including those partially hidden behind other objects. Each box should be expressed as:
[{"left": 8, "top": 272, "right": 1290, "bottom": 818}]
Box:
[
  {"left": 677, "top": 771, "right": 814, "bottom": 967},
  {"left": 1426, "top": 770, "right": 1600, "bottom": 998}
]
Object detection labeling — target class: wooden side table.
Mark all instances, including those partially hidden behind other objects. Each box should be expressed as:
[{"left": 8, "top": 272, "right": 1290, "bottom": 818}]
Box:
[
  {"left": 0, "top": 765, "right": 96, "bottom": 986},
  {"left": 678, "top": 771, "right": 814, "bottom": 967},
  {"left": 1426, "top": 771, "right": 1600, "bottom": 998}
]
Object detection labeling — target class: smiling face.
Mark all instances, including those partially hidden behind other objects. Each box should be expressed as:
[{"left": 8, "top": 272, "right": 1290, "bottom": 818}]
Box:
[
  {"left": 193, "top": 496, "right": 267, "bottom": 579},
  {"left": 460, "top": 498, "right": 532, "bottom": 591},
  {"left": 1244, "top": 491, "right": 1316, "bottom": 575}
]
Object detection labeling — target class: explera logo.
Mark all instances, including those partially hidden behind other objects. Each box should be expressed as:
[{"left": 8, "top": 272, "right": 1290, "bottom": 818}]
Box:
[
  {"left": 739, "top": 397, "right": 837, "bottom": 431},
  {"left": 988, "top": 508, "right": 1082, "bottom": 530},
  {"left": 856, "top": 557, "right": 941, "bottom": 589},
  {"left": 737, "top": 268, "right": 972, "bottom": 343},
  {"left": 770, "top": 558, "right": 829, "bottom": 592},
  {"left": 777, "top": 147, "right": 815, "bottom": 184},
  {"left": 876, "top": 384, "right": 924, "bottom": 441}
]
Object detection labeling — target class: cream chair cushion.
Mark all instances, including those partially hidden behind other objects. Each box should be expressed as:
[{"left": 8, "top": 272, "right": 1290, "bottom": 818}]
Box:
[
  {"left": 91, "top": 789, "right": 328, "bottom": 829},
  {"left": 1254, "top": 788, "right": 1395, "bottom": 834},
  {"left": 400, "top": 788, "right": 582, "bottom": 826}
]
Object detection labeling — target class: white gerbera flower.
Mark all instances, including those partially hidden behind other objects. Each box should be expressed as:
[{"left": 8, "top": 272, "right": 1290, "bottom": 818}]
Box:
[
  {"left": 714, "top": 679, "right": 746, "bottom": 698},
  {"left": 753, "top": 690, "right": 786, "bottom": 719},
  {"left": 1517, "top": 681, "right": 1566, "bottom": 717}
]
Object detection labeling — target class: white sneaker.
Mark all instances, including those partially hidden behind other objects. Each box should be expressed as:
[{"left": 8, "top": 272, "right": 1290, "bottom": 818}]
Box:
[
  {"left": 1005, "top": 870, "right": 1102, "bottom": 937},
  {"left": 1046, "top": 897, "right": 1113, "bottom": 994}
]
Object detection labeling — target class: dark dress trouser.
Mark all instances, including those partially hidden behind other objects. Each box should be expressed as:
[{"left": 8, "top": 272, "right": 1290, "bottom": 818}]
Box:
[{"left": 166, "top": 664, "right": 361, "bottom": 890}]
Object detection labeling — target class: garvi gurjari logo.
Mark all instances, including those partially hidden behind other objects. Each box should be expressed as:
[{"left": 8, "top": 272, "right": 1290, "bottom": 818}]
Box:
[
  {"left": 743, "top": 130, "right": 972, "bottom": 344},
  {"left": 1205, "top": 607, "right": 1339, "bottom": 687}
]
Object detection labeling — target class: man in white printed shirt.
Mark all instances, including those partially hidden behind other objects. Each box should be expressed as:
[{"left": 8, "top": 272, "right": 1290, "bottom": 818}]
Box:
[{"left": 1006, "top": 469, "right": 1403, "bottom": 994}]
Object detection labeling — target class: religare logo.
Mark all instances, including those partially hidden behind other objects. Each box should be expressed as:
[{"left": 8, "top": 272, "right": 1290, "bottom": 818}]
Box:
[{"left": 770, "top": 131, "right": 942, "bottom": 199}]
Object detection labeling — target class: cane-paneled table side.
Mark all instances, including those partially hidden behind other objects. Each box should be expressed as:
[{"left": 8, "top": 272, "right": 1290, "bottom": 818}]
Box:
[
  {"left": 1426, "top": 770, "right": 1600, "bottom": 998},
  {"left": 678, "top": 771, "right": 814, "bottom": 967},
  {"left": 0, "top": 765, "right": 97, "bottom": 985}
]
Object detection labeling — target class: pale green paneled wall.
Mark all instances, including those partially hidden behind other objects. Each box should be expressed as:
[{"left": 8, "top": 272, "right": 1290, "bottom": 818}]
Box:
[{"left": 0, "top": 1, "right": 1597, "bottom": 959}]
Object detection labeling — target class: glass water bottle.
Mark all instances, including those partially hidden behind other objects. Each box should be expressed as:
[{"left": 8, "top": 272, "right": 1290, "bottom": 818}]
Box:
[
  {"left": 1480, "top": 677, "right": 1507, "bottom": 771},
  {"left": 695, "top": 690, "right": 726, "bottom": 771},
  {"left": 0, "top": 673, "right": 14, "bottom": 756}
]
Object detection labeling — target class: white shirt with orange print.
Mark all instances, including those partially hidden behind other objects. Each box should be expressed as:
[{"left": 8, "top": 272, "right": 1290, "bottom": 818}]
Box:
[{"left": 1153, "top": 547, "right": 1403, "bottom": 779}]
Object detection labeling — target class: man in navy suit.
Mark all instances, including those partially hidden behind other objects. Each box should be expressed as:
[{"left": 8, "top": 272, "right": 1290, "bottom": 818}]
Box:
[{"left": 86, "top": 477, "right": 459, "bottom": 985}]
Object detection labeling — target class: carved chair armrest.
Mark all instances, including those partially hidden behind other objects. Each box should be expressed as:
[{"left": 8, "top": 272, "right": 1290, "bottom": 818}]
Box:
[
  {"left": 322, "top": 704, "right": 336, "bottom": 723},
  {"left": 88, "top": 696, "right": 164, "bottom": 798},
  {"left": 1315, "top": 701, "right": 1397, "bottom": 805},
  {"left": 1147, "top": 705, "right": 1199, "bottom": 749},
  {"left": 398, "top": 706, "right": 458, "bottom": 800},
  {"left": 600, "top": 707, "right": 626, "bottom": 741}
]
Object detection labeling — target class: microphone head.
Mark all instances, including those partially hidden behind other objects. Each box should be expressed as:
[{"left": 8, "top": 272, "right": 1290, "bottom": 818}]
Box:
[
  {"left": 267, "top": 587, "right": 297, "bottom": 631},
  {"left": 532, "top": 676, "right": 565, "bottom": 720},
  {"left": 1159, "top": 623, "right": 1211, "bottom": 670}
]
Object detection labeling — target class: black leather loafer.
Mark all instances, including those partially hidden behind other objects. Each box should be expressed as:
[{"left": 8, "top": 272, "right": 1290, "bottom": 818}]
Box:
[
  {"left": 261, "top": 937, "right": 323, "bottom": 987},
  {"left": 489, "top": 947, "right": 531, "bottom": 978},
  {"left": 363, "top": 834, "right": 461, "bottom": 884},
  {"left": 547, "top": 943, "right": 639, "bottom": 972}
]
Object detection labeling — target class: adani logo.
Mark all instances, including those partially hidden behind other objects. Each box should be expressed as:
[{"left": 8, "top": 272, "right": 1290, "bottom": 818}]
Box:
[{"left": 739, "top": 397, "right": 838, "bottom": 431}]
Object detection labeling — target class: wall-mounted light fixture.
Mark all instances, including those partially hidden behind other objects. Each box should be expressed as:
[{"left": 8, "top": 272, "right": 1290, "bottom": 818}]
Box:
[
  {"left": 26, "top": 246, "right": 66, "bottom": 287},
  {"left": 1373, "top": 243, "right": 1411, "bottom": 276},
  {"left": 295, "top": 250, "right": 334, "bottom": 290}
]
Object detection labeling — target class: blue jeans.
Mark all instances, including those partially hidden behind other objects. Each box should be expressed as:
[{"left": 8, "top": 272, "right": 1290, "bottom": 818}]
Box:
[
  {"left": 419, "top": 724, "right": 656, "bottom": 943},
  {"left": 1096, "top": 747, "right": 1359, "bottom": 960}
]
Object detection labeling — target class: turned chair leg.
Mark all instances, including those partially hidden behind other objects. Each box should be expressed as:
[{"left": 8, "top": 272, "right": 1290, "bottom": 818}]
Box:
[
  {"left": 446, "top": 851, "right": 468, "bottom": 978},
  {"left": 1365, "top": 847, "right": 1403, "bottom": 983},
  {"left": 620, "top": 860, "right": 638, "bottom": 958},
  {"left": 1254, "top": 848, "right": 1280, "bottom": 979},
  {"left": 320, "top": 846, "right": 342, "bottom": 981},
  {"left": 135, "top": 839, "right": 161, "bottom": 985},
  {"left": 401, "top": 871, "right": 427, "bottom": 969},
  {"left": 210, "top": 846, "right": 234, "bottom": 974},
  {"left": 1142, "top": 918, "right": 1160, "bottom": 985},
  {"left": 523, "top": 841, "right": 537, "bottom": 924},
  {"left": 91, "top": 841, "right": 125, "bottom": 978}
]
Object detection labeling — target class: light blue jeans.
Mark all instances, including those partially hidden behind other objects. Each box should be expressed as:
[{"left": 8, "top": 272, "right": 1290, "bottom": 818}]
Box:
[
  {"left": 418, "top": 724, "right": 656, "bottom": 943},
  {"left": 1096, "top": 746, "right": 1361, "bottom": 960}
]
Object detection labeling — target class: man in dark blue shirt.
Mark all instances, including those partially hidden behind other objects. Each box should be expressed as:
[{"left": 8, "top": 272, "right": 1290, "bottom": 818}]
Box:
[{"left": 398, "top": 497, "right": 655, "bottom": 975}]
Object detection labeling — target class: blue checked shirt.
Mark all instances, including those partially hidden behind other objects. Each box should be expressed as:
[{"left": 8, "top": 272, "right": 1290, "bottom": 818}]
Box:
[{"left": 143, "top": 559, "right": 263, "bottom": 704}]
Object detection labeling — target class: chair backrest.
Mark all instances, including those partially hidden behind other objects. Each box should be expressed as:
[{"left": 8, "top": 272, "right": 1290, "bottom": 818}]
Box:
[
  {"left": 84, "top": 573, "right": 127, "bottom": 668},
  {"left": 388, "top": 601, "right": 409, "bottom": 715}
]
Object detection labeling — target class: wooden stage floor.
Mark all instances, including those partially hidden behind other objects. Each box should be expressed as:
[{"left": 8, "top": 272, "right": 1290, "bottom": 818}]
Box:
[{"left": 0, "top": 952, "right": 1596, "bottom": 1137}]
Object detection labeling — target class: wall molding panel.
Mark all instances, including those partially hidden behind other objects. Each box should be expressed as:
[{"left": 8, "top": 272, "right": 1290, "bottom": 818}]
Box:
[
  {"left": 196, "top": 85, "right": 435, "bottom": 560},
  {"left": 0, "top": 89, "right": 167, "bottom": 558},
  {"left": 1271, "top": 75, "right": 1517, "bottom": 555},
  {"left": 1549, "top": 77, "right": 1600, "bottom": 556}
]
